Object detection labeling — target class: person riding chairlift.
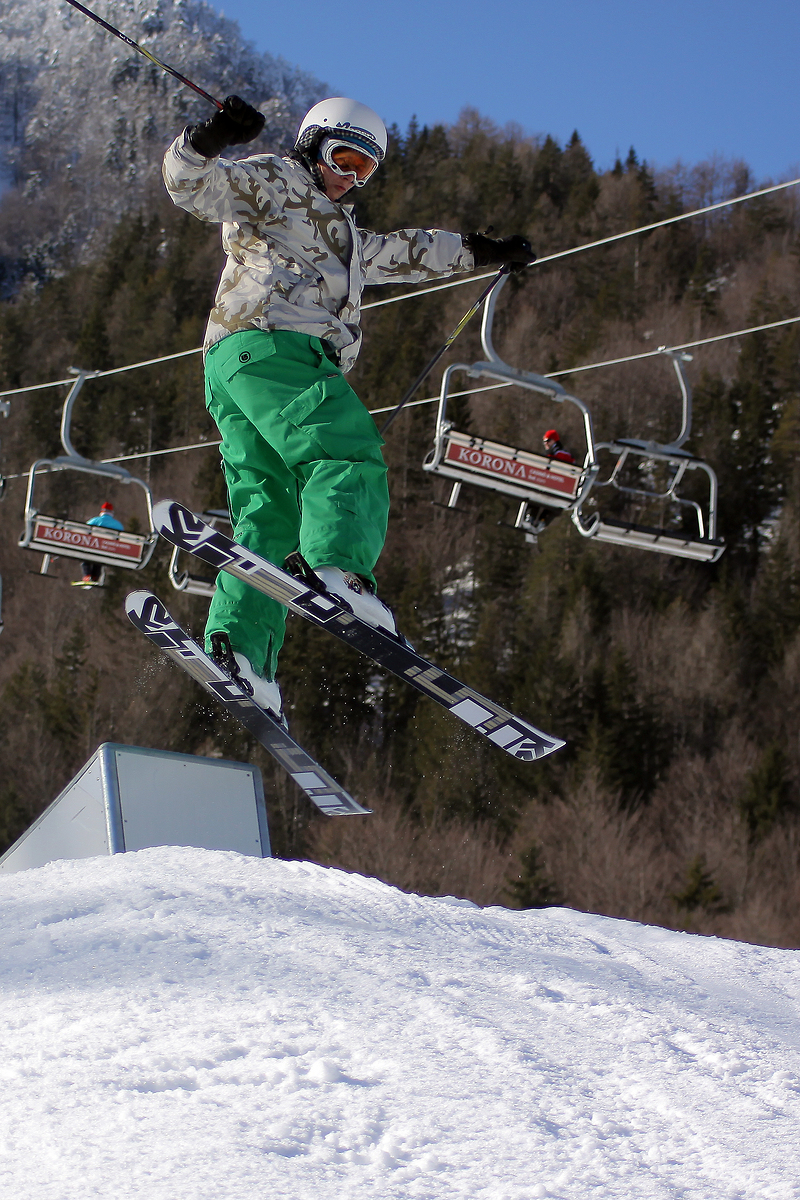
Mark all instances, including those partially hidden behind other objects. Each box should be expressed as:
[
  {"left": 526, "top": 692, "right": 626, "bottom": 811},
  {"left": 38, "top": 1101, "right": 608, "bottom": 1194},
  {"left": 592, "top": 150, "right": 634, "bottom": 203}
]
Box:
[
  {"left": 543, "top": 429, "right": 575, "bottom": 465},
  {"left": 79, "top": 501, "right": 124, "bottom": 584}
]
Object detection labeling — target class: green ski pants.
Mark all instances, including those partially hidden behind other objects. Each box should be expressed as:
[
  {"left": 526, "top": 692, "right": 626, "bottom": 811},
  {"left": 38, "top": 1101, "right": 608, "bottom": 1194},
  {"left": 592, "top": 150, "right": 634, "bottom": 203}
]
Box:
[{"left": 203, "top": 329, "right": 390, "bottom": 680}]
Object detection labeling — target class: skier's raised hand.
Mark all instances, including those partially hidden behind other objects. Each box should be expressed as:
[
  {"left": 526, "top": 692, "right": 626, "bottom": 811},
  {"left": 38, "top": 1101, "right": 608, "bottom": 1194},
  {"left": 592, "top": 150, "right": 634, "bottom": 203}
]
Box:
[
  {"left": 463, "top": 232, "right": 537, "bottom": 273},
  {"left": 188, "top": 95, "right": 265, "bottom": 158}
]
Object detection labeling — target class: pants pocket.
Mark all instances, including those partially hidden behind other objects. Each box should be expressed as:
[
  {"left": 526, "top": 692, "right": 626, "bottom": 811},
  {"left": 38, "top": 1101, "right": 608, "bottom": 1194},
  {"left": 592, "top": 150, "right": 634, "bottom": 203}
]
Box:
[
  {"left": 211, "top": 332, "right": 278, "bottom": 384},
  {"left": 280, "top": 372, "right": 384, "bottom": 460}
]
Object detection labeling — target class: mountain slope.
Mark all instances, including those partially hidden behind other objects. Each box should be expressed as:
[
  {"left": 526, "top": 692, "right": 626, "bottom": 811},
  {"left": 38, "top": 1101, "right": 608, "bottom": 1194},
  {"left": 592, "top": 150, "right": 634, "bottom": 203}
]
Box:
[
  {"left": 0, "top": 0, "right": 325, "bottom": 282},
  {"left": 1, "top": 846, "right": 799, "bottom": 1198}
]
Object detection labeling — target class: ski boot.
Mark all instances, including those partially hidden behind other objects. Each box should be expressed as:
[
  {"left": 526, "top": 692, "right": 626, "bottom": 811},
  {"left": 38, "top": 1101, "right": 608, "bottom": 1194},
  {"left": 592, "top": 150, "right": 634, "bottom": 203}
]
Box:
[
  {"left": 209, "top": 632, "right": 287, "bottom": 728},
  {"left": 285, "top": 555, "right": 397, "bottom": 635}
]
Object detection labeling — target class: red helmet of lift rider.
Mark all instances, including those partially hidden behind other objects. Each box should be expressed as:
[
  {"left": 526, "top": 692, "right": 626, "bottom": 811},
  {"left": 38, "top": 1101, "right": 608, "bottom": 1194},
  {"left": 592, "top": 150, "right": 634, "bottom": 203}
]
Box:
[{"left": 543, "top": 429, "right": 575, "bottom": 465}]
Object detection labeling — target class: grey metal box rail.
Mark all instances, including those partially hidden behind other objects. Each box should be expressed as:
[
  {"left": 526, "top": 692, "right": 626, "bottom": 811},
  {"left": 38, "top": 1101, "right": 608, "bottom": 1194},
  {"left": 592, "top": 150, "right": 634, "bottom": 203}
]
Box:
[{"left": 0, "top": 743, "right": 270, "bottom": 874}]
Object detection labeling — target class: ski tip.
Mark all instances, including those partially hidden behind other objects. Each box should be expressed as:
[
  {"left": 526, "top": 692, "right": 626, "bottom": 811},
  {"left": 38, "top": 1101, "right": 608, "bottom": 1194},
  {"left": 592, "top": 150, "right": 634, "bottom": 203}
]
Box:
[
  {"left": 153, "top": 497, "right": 179, "bottom": 527},
  {"left": 461, "top": 704, "right": 566, "bottom": 762},
  {"left": 323, "top": 801, "right": 372, "bottom": 817},
  {"left": 509, "top": 737, "right": 566, "bottom": 762},
  {"left": 496, "top": 726, "right": 566, "bottom": 762},
  {"left": 542, "top": 736, "right": 567, "bottom": 759},
  {"left": 124, "top": 590, "right": 169, "bottom": 630},
  {"left": 125, "top": 588, "right": 154, "bottom": 611}
]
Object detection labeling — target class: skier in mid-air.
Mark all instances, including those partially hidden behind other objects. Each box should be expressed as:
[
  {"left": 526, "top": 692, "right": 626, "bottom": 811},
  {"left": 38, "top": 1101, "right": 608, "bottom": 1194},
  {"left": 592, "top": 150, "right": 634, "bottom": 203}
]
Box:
[{"left": 163, "top": 95, "right": 535, "bottom": 720}]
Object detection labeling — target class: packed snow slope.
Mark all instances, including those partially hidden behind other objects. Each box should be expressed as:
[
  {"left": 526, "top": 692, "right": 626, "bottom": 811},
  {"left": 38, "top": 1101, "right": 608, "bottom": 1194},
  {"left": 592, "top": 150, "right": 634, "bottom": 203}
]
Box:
[{"left": 1, "top": 848, "right": 799, "bottom": 1200}]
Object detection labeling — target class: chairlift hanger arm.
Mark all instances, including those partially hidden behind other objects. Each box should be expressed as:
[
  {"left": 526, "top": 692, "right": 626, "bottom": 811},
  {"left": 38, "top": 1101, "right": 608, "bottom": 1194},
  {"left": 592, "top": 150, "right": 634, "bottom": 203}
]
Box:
[
  {"left": 380, "top": 267, "right": 510, "bottom": 435},
  {"left": 473, "top": 270, "right": 599, "bottom": 469},
  {"left": 669, "top": 352, "right": 693, "bottom": 449},
  {"left": 60, "top": 369, "right": 101, "bottom": 461}
]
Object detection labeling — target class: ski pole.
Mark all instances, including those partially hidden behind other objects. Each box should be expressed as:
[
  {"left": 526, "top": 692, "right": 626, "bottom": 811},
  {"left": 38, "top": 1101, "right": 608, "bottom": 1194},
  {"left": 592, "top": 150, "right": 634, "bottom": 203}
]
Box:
[
  {"left": 380, "top": 265, "right": 510, "bottom": 435},
  {"left": 62, "top": 0, "right": 223, "bottom": 109}
]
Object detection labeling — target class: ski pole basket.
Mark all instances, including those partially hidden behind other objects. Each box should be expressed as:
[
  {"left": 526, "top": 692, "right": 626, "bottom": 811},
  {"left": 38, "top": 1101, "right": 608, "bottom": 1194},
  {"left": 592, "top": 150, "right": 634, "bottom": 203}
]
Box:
[
  {"left": 423, "top": 274, "right": 599, "bottom": 541},
  {"left": 571, "top": 352, "right": 725, "bottom": 563}
]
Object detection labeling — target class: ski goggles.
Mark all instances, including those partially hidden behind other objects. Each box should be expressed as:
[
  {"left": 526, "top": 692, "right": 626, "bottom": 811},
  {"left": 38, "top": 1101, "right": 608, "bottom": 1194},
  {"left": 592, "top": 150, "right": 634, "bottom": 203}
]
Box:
[{"left": 320, "top": 138, "right": 379, "bottom": 186}]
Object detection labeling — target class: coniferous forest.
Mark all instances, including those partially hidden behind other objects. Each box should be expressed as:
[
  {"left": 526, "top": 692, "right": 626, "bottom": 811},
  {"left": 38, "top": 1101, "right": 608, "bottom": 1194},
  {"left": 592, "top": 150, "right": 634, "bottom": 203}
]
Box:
[{"left": 1, "top": 107, "right": 800, "bottom": 946}]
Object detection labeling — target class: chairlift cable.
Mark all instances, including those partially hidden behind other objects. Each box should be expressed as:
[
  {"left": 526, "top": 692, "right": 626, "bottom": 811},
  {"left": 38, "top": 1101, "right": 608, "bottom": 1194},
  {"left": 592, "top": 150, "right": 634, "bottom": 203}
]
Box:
[
  {"left": 0, "top": 347, "right": 201, "bottom": 400},
  {"left": 1, "top": 177, "right": 798, "bottom": 403},
  {"left": 0, "top": 316, "right": 796, "bottom": 479},
  {"left": 373, "top": 313, "right": 800, "bottom": 409},
  {"left": 543, "top": 314, "right": 800, "bottom": 378},
  {"left": 0, "top": 390, "right": 508, "bottom": 483},
  {"left": 361, "top": 176, "right": 800, "bottom": 313}
]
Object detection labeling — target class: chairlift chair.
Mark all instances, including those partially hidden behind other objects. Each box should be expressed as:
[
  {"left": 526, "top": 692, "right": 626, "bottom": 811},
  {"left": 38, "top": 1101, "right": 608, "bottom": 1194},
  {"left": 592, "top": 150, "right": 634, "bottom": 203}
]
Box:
[
  {"left": 423, "top": 274, "right": 600, "bottom": 542},
  {"left": 18, "top": 369, "right": 158, "bottom": 577},
  {"left": 571, "top": 351, "right": 725, "bottom": 563},
  {"left": 168, "top": 509, "right": 231, "bottom": 597}
]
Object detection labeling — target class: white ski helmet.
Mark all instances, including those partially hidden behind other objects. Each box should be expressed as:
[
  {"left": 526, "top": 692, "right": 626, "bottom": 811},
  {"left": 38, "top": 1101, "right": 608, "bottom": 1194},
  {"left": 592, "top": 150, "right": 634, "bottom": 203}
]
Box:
[{"left": 295, "top": 97, "right": 388, "bottom": 162}]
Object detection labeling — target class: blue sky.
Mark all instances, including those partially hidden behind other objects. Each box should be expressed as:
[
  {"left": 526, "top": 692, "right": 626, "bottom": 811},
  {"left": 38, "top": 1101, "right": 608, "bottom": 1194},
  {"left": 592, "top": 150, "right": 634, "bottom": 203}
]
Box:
[{"left": 215, "top": 0, "right": 798, "bottom": 181}]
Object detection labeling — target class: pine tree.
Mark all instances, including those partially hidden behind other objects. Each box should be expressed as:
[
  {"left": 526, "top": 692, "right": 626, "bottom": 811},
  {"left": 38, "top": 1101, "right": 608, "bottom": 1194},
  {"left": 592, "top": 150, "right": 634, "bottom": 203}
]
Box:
[
  {"left": 672, "top": 855, "right": 725, "bottom": 914},
  {"left": 739, "top": 743, "right": 794, "bottom": 843},
  {"left": 507, "top": 842, "right": 559, "bottom": 908}
]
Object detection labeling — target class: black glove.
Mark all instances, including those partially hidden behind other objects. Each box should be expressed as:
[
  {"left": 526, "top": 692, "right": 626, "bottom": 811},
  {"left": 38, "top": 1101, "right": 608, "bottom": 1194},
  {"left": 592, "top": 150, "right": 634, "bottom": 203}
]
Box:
[
  {"left": 463, "top": 232, "right": 536, "bottom": 273},
  {"left": 188, "top": 95, "right": 266, "bottom": 158}
]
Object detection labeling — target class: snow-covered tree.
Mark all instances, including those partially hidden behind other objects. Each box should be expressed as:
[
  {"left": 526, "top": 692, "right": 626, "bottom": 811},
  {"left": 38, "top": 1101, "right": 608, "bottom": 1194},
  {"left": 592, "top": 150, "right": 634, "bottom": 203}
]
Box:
[{"left": 0, "top": 0, "right": 326, "bottom": 282}]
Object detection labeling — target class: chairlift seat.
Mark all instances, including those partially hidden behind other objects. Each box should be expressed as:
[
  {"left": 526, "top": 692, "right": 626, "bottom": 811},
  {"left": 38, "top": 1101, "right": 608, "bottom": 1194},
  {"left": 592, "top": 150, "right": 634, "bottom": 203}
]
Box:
[
  {"left": 20, "top": 514, "right": 154, "bottom": 569},
  {"left": 610, "top": 438, "right": 698, "bottom": 462},
  {"left": 422, "top": 279, "right": 598, "bottom": 531},
  {"left": 425, "top": 430, "right": 583, "bottom": 509},
  {"left": 590, "top": 517, "right": 726, "bottom": 563},
  {"left": 168, "top": 549, "right": 217, "bottom": 597}
]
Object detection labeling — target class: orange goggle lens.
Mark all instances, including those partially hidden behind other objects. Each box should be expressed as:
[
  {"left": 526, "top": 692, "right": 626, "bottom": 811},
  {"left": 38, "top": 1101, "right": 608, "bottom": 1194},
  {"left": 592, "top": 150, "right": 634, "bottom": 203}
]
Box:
[{"left": 325, "top": 142, "right": 378, "bottom": 183}]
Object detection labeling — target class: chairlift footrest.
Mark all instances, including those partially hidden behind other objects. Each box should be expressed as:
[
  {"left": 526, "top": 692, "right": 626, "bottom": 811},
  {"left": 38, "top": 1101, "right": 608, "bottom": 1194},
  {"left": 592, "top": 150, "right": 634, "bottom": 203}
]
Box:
[{"left": 592, "top": 518, "right": 725, "bottom": 562}]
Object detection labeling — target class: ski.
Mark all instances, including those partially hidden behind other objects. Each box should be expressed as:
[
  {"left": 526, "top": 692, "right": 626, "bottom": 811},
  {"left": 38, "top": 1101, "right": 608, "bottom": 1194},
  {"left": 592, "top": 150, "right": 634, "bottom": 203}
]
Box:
[
  {"left": 125, "top": 590, "right": 370, "bottom": 817},
  {"left": 153, "top": 500, "right": 566, "bottom": 761}
]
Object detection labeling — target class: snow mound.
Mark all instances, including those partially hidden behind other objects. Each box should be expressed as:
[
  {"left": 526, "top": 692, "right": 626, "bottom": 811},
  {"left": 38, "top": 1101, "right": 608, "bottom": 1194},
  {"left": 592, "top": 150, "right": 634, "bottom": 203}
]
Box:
[{"left": 1, "top": 847, "right": 799, "bottom": 1199}]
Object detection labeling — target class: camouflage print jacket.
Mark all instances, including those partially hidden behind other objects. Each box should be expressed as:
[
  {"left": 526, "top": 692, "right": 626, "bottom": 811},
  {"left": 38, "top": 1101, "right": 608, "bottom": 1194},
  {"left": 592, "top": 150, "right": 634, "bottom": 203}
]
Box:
[{"left": 163, "top": 131, "right": 475, "bottom": 373}]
